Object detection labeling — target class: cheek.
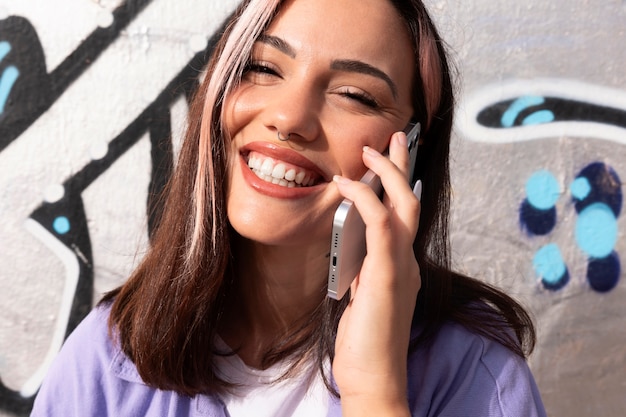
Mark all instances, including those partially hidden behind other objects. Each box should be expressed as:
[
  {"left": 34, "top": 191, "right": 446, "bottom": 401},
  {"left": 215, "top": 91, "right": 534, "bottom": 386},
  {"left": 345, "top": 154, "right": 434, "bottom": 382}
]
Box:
[
  {"left": 332, "top": 124, "right": 392, "bottom": 180},
  {"left": 222, "top": 85, "right": 258, "bottom": 137}
]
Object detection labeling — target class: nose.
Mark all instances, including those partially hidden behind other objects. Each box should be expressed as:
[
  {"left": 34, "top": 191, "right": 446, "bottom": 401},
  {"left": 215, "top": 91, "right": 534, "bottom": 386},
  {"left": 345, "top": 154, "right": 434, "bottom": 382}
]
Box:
[{"left": 262, "top": 80, "right": 322, "bottom": 142}]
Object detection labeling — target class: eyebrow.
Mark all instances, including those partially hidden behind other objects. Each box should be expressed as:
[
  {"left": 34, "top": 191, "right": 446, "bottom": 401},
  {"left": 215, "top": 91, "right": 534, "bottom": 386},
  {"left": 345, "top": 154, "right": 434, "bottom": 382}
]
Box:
[
  {"left": 257, "top": 35, "right": 398, "bottom": 99},
  {"left": 258, "top": 35, "right": 296, "bottom": 58},
  {"left": 331, "top": 59, "right": 398, "bottom": 99}
]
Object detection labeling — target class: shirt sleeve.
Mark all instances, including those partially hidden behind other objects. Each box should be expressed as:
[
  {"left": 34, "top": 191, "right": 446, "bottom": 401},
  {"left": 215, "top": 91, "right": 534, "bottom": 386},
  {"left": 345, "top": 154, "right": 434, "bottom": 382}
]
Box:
[{"left": 407, "top": 323, "right": 547, "bottom": 417}]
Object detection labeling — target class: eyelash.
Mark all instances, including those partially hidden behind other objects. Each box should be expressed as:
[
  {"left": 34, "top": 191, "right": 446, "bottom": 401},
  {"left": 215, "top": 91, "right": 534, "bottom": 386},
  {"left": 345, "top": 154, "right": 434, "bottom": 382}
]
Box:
[
  {"left": 340, "top": 89, "right": 380, "bottom": 109},
  {"left": 244, "top": 61, "right": 279, "bottom": 77},
  {"left": 244, "top": 60, "right": 380, "bottom": 109}
]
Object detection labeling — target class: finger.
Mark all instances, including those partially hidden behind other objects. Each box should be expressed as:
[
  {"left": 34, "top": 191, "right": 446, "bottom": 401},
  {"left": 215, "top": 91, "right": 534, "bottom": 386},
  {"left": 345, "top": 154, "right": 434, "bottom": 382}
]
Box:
[
  {"left": 381, "top": 131, "right": 411, "bottom": 210},
  {"left": 333, "top": 174, "right": 418, "bottom": 281},
  {"left": 387, "top": 131, "right": 410, "bottom": 179},
  {"left": 333, "top": 175, "right": 421, "bottom": 319},
  {"left": 333, "top": 174, "right": 390, "bottom": 234},
  {"left": 333, "top": 173, "right": 394, "bottom": 249},
  {"left": 361, "top": 145, "right": 420, "bottom": 236}
]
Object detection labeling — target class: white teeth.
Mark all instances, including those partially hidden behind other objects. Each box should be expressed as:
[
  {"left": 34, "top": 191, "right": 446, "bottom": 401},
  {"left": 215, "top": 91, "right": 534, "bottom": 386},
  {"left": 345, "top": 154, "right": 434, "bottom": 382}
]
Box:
[
  {"left": 252, "top": 157, "right": 262, "bottom": 170},
  {"left": 285, "top": 168, "right": 296, "bottom": 181},
  {"left": 271, "top": 163, "right": 286, "bottom": 179},
  {"left": 247, "top": 155, "right": 317, "bottom": 188},
  {"left": 261, "top": 159, "right": 273, "bottom": 176}
]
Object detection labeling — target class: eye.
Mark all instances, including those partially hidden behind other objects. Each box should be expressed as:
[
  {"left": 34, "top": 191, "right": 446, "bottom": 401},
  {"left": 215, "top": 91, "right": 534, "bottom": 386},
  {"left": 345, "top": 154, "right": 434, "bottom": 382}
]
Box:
[
  {"left": 243, "top": 61, "right": 281, "bottom": 79},
  {"left": 340, "top": 88, "right": 380, "bottom": 109}
]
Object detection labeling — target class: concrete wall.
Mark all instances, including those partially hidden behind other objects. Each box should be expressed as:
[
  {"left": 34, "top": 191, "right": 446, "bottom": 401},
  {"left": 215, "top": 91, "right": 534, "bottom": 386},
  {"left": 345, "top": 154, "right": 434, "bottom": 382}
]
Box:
[
  {"left": 439, "top": 2, "right": 626, "bottom": 416},
  {"left": 0, "top": 0, "right": 623, "bottom": 416}
]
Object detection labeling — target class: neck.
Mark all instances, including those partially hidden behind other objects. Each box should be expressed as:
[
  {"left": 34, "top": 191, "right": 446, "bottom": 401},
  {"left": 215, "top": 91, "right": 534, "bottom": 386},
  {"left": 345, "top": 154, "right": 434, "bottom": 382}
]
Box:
[{"left": 220, "top": 234, "right": 330, "bottom": 367}]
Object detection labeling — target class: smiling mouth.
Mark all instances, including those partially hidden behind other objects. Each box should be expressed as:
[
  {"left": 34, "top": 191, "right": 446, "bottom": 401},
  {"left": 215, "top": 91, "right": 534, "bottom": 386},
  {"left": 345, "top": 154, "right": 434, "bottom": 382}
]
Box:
[{"left": 246, "top": 151, "right": 322, "bottom": 188}]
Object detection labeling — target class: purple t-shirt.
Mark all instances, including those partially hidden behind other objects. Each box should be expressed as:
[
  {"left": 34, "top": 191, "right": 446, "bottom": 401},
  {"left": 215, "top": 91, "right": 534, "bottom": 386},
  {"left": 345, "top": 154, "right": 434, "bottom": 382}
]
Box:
[{"left": 31, "top": 305, "right": 546, "bottom": 416}]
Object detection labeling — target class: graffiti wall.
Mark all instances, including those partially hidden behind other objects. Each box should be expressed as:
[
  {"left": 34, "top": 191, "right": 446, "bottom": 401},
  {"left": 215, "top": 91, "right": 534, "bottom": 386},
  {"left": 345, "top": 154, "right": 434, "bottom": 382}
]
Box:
[
  {"left": 440, "top": 1, "right": 626, "bottom": 416},
  {"left": 0, "top": 0, "right": 237, "bottom": 415},
  {"left": 0, "top": 0, "right": 623, "bottom": 416}
]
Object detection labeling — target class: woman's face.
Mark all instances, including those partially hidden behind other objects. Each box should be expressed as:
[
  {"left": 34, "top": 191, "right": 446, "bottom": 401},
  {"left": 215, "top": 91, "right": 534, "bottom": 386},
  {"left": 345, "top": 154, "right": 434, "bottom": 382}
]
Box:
[{"left": 224, "top": 0, "right": 415, "bottom": 248}]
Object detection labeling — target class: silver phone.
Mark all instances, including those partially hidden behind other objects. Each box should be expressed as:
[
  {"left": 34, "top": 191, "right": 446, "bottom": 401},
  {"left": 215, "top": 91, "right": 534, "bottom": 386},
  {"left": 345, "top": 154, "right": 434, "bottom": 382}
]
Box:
[{"left": 327, "top": 122, "right": 421, "bottom": 300}]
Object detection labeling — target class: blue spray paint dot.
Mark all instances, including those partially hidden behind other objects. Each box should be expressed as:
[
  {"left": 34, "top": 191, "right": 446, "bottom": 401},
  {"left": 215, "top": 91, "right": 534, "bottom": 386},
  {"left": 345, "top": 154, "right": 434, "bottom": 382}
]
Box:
[
  {"left": 522, "top": 110, "right": 555, "bottom": 126},
  {"left": 501, "top": 96, "right": 545, "bottom": 127},
  {"left": 570, "top": 177, "right": 592, "bottom": 201},
  {"left": 519, "top": 200, "right": 557, "bottom": 236},
  {"left": 533, "top": 243, "right": 567, "bottom": 287},
  {"left": 543, "top": 269, "right": 569, "bottom": 291},
  {"left": 587, "top": 252, "right": 620, "bottom": 293},
  {"left": 526, "top": 170, "right": 560, "bottom": 210},
  {"left": 573, "top": 162, "right": 622, "bottom": 217},
  {"left": 53, "top": 216, "right": 71, "bottom": 235},
  {"left": 575, "top": 203, "right": 617, "bottom": 258}
]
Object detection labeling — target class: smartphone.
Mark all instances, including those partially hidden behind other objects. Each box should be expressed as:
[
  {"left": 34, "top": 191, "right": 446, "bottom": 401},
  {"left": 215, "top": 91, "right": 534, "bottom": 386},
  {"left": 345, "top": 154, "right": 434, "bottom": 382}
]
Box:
[{"left": 327, "top": 122, "right": 421, "bottom": 300}]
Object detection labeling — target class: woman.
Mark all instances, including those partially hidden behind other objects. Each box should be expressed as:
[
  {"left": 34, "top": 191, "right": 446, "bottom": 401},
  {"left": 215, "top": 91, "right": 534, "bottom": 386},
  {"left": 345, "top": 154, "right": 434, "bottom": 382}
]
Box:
[{"left": 31, "top": 0, "right": 546, "bottom": 416}]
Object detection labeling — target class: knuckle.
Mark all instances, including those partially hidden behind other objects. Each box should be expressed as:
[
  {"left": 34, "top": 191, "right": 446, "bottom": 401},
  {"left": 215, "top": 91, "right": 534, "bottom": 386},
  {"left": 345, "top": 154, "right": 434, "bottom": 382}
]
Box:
[
  {"left": 374, "top": 211, "right": 393, "bottom": 230},
  {"left": 404, "top": 194, "right": 420, "bottom": 213}
]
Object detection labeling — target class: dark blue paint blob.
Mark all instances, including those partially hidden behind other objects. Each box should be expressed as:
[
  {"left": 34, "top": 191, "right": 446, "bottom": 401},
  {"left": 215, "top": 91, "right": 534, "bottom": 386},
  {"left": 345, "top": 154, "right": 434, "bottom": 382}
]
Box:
[
  {"left": 519, "top": 199, "right": 557, "bottom": 236},
  {"left": 542, "top": 268, "right": 570, "bottom": 291},
  {"left": 587, "top": 252, "right": 621, "bottom": 293},
  {"left": 573, "top": 162, "right": 622, "bottom": 216}
]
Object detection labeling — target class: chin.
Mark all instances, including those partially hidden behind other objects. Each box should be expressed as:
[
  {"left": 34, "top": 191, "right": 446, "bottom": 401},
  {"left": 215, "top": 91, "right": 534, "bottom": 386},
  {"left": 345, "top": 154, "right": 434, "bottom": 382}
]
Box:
[
  {"left": 233, "top": 216, "right": 332, "bottom": 247},
  {"left": 228, "top": 201, "right": 334, "bottom": 249},
  {"left": 226, "top": 170, "right": 339, "bottom": 249}
]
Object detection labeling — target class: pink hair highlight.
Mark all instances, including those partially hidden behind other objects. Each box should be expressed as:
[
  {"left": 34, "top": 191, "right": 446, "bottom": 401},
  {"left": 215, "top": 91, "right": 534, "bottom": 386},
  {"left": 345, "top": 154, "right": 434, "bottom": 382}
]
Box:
[
  {"left": 188, "top": 0, "right": 281, "bottom": 262},
  {"left": 187, "top": 0, "right": 444, "bottom": 262},
  {"left": 418, "top": 25, "right": 443, "bottom": 130}
]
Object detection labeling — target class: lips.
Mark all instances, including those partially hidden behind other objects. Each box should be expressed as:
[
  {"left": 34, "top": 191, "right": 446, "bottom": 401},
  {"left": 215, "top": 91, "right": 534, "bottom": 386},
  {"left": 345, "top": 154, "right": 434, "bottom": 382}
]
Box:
[{"left": 246, "top": 151, "right": 320, "bottom": 188}]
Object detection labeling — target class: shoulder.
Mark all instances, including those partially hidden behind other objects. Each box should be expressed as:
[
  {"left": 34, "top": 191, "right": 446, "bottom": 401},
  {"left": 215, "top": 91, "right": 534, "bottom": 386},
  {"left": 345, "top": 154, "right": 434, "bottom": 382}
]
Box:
[
  {"left": 31, "top": 304, "right": 115, "bottom": 415},
  {"left": 407, "top": 322, "right": 546, "bottom": 417},
  {"left": 49, "top": 304, "right": 137, "bottom": 384},
  {"left": 31, "top": 304, "right": 139, "bottom": 416},
  {"left": 31, "top": 304, "right": 227, "bottom": 417},
  {"left": 45, "top": 304, "right": 120, "bottom": 383}
]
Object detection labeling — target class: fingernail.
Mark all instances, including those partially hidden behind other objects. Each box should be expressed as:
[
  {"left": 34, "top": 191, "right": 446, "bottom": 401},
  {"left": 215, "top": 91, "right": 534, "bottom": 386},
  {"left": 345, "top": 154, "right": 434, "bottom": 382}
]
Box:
[
  {"left": 333, "top": 174, "right": 351, "bottom": 185},
  {"left": 412, "top": 180, "right": 422, "bottom": 201},
  {"left": 396, "top": 131, "right": 407, "bottom": 147},
  {"left": 363, "top": 146, "right": 381, "bottom": 157}
]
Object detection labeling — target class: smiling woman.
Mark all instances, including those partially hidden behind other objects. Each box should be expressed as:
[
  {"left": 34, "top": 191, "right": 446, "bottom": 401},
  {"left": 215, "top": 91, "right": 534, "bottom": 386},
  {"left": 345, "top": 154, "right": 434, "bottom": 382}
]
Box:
[
  {"left": 224, "top": 0, "right": 414, "bottom": 249},
  {"left": 31, "top": 1, "right": 547, "bottom": 416}
]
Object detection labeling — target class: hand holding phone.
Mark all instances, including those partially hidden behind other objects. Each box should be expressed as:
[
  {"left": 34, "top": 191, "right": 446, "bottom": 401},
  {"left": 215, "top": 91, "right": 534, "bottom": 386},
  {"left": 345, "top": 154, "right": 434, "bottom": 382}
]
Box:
[{"left": 327, "top": 123, "right": 421, "bottom": 300}]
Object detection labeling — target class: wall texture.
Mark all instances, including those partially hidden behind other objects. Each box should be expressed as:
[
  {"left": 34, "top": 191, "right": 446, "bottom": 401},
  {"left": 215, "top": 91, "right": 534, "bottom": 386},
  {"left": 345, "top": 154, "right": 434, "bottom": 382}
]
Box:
[{"left": 0, "top": 0, "right": 623, "bottom": 416}]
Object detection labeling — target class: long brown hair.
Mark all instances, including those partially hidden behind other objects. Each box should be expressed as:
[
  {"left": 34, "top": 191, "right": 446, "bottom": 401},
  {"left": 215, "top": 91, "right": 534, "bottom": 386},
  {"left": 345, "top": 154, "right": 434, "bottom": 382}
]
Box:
[{"left": 103, "top": 0, "right": 535, "bottom": 397}]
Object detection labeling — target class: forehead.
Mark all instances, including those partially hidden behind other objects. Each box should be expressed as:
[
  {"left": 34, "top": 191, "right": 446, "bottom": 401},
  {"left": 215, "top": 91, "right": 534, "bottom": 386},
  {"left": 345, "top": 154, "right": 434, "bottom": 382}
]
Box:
[{"left": 265, "top": 0, "right": 413, "bottom": 71}]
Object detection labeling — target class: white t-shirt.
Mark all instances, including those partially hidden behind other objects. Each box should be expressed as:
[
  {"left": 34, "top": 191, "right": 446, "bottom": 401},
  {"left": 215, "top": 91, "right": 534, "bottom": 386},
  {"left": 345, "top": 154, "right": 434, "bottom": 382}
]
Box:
[{"left": 214, "top": 338, "right": 329, "bottom": 417}]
